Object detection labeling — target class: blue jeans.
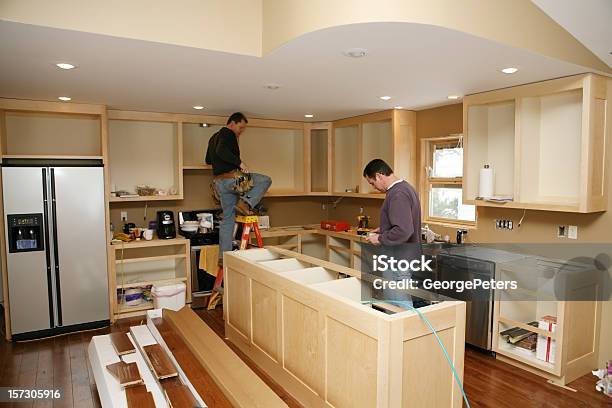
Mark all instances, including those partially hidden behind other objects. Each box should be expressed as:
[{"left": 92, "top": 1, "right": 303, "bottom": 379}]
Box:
[{"left": 215, "top": 173, "right": 272, "bottom": 261}]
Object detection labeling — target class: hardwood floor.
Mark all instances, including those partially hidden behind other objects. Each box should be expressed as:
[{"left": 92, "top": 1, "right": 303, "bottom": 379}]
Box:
[{"left": 0, "top": 308, "right": 609, "bottom": 408}]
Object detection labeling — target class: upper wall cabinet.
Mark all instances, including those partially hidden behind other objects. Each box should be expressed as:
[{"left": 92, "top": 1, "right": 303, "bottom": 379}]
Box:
[
  {"left": 181, "top": 116, "right": 308, "bottom": 196},
  {"left": 307, "top": 122, "right": 332, "bottom": 194},
  {"left": 0, "top": 99, "right": 106, "bottom": 160},
  {"left": 239, "top": 123, "right": 306, "bottom": 195},
  {"left": 331, "top": 110, "right": 416, "bottom": 197},
  {"left": 182, "top": 123, "right": 222, "bottom": 169},
  {"left": 464, "top": 74, "right": 611, "bottom": 213},
  {"left": 107, "top": 111, "right": 184, "bottom": 202}
]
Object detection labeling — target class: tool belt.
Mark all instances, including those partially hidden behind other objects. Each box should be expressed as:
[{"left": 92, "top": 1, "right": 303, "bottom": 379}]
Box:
[{"left": 213, "top": 170, "right": 254, "bottom": 193}]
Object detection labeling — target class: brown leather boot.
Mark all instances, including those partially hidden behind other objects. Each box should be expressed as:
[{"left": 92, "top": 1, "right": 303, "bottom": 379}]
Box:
[{"left": 234, "top": 199, "right": 253, "bottom": 216}]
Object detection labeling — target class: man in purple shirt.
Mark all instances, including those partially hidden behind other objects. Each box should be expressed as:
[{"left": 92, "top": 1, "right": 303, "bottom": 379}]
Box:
[
  {"left": 362, "top": 159, "right": 421, "bottom": 308},
  {"left": 363, "top": 159, "right": 421, "bottom": 246}
]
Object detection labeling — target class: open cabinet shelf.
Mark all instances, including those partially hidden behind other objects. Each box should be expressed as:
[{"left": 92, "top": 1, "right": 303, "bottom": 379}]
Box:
[
  {"left": 109, "top": 238, "right": 191, "bottom": 321},
  {"left": 464, "top": 73, "right": 611, "bottom": 212},
  {"left": 1, "top": 110, "right": 104, "bottom": 158},
  {"left": 493, "top": 256, "right": 602, "bottom": 385},
  {"left": 108, "top": 118, "right": 181, "bottom": 199},
  {"left": 332, "top": 109, "right": 416, "bottom": 197}
]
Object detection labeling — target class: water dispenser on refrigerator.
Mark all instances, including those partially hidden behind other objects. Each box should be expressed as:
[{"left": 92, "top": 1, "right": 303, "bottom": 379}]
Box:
[{"left": 7, "top": 213, "right": 44, "bottom": 253}]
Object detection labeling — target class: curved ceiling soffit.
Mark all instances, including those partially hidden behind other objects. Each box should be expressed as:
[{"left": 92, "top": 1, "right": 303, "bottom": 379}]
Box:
[{"left": 259, "top": 9, "right": 611, "bottom": 75}]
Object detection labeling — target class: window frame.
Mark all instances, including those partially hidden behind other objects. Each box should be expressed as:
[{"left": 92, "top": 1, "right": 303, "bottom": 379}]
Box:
[{"left": 419, "top": 135, "right": 476, "bottom": 228}]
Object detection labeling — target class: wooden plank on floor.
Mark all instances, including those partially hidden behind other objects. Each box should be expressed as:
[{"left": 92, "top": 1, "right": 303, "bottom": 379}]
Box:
[
  {"left": 105, "top": 361, "right": 143, "bottom": 388},
  {"left": 163, "top": 307, "right": 288, "bottom": 408},
  {"left": 152, "top": 317, "right": 233, "bottom": 408},
  {"left": 125, "top": 385, "right": 155, "bottom": 408},
  {"left": 108, "top": 332, "right": 135, "bottom": 356},
  {"left": 160, "top": 377, "right": 198, "bottom": 408},
  {"left": 142, "top": 344, "right": 177, "bottom": 380}
]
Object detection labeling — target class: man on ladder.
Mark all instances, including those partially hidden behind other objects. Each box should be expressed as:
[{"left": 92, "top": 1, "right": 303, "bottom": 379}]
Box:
[{"left": 205, "top": 112, "right": 272, "bottom": 308}]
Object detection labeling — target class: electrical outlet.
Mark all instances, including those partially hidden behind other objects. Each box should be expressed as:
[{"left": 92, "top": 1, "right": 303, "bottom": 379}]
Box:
[
  {"left": 558, "top": 225, "right": 567, "bottom": 238},
  {"left": 359, "top": 207, "right": 364, "bottom": 214},
  {"left": 322, "top": 203, "right": 326, "bottom": 210},
  {"left": 568, "top": 225, "right": 578, "bottom": 240},
  {"left": 495, "top": 219, "right": 513, "bottom": 230},
  {"left": 121, "top": 211, "right": 128, "bottom": 221}
]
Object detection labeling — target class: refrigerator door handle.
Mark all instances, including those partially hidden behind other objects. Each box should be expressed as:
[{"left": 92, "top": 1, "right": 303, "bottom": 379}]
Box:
[
  {"left": 42, "top": 168, "right": 54, "bottom": 328},
  {"left": 50, "top": 168, "right": 63, "bottom": 326}
]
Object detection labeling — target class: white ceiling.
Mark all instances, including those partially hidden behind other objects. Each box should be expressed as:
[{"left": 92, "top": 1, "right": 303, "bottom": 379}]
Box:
[
  {"left": 0, "top": 20, "right": 592, "bottom": 121},
  {"left": 532, "top": 0, "right": 612, "bottom": 69}
]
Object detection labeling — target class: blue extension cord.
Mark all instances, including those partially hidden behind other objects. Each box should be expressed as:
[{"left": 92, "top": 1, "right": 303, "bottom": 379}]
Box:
[{"left": 365, "top": 300, "right": 472, "bottom": 408}]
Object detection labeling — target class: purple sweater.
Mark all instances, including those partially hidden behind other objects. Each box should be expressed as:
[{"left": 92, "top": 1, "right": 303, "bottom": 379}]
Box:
[{"left": 379, "top": 180, "right": 421, "bottom": 245}]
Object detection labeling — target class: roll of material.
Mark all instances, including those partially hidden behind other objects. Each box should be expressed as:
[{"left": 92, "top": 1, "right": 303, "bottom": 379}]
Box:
[{"left": 479, "top": 165, "right": 494, "bottom": 198}]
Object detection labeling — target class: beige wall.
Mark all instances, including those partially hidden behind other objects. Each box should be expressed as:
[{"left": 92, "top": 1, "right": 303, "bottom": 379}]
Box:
[
  {"left": 2, "top": 0, "right": 609, "bottom": 72},
  {"left": 0, "top": 0, "right": 263, "bottom": 56}
]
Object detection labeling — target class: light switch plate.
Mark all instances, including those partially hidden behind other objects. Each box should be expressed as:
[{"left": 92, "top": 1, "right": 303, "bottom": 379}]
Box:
[{"left": 568, "top": 225, "right": 578, "bottom": 240}]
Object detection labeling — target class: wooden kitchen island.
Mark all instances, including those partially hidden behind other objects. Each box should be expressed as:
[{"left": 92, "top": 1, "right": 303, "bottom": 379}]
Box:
[{"left": 224, "top": 247, "right": 466, "bottom": 408}]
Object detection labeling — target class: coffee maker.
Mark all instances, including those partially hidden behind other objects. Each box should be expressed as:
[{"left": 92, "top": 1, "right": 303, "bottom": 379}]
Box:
[{"left": 156, "top": 211, "right": 176, "bottom": 239}]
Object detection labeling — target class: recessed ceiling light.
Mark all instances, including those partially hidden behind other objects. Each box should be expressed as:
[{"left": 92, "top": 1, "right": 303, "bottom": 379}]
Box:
[
  {"left": 193, "top": 105, "right": 205, "bottom": 110},
  {"left": 501, "top": 67, "right": 518, "bottom": 74},
  {"left": 56, "top": 62, "right": 76, "bottom": 70},
  {"left": 304, "top": 114, "right": 314, "bottom": 118},
  {"left": 58, "top": 96, "right": 71, "bottom": 101},
  {"left": 264, "top": 84, "right": 281, "bottom": 90},
  {"left": 394, "top": 106, "right": 403, "bottom": 109},
  {"left": 343, "top": 48, "right": 368, "bottom": 58},
  {"left": 380, "top": 96, "right": 391, "bottom": 101},
  {"left": 447, "top": 95, "right": 461, "bottom": 100}
]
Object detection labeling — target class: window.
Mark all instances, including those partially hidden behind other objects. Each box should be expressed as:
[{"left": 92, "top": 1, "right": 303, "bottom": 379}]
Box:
[{"left": 421, "top": 136, "right": 475, "bottom": 225}]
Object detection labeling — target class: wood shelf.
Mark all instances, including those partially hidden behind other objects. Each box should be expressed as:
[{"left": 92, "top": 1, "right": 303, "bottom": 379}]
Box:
[
  {"left": 109, "top": 194, "right": 183, "bottom": 202},
  {"left": 182, "top": 165, "right": 212, "bottom": 170},
  {"left": 472, "top": 199, "right": 579, "bottom": 212},
  {"left": 115, "top": 254, "right": 187, "bottom": 264},
  {"left": 265, "top": 190, "right": 307, "bottom": 197},
  {"left": 331, "top": 192, "right": 385, "bottom": 199},
  {"left": 496, "top": 341, "right": 555, "bottom": 374},
  {"left": 1, "top": 154, "right": 104, "bottom": 160},
  {"left": 110, "top": 237, "right": 187, "bottom": 248},
  {"left": 498, "top": 317, "right": 557, "bottom": 339},
  {"left": 117, "top": 300, "right": 154, "bottom": 314}
]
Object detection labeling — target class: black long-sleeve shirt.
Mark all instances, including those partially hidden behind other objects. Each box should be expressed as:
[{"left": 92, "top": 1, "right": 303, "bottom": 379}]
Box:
[{"left": 205, "top": 127, "right": 241, "bottom": 175}]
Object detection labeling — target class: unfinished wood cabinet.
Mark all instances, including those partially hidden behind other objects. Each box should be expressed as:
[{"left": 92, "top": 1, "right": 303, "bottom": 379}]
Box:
[
  {"left": 182, "top": 122, "right": 222, "bottom": 170},
  {"left": 332, "top": 109, "right": 416, "bottom": 198},
  {"left": 224, "top": 247, "right": 466, "bottom": 408},
  {"left": 0, "top": 99, "right": 106, "bottom": 159},
  {"left": 493, "top": 257, "right": 602, "bottom": 386},
  {"left": 464, "top": 73, "right": 611, "bottom": 212},
  {"left": 108, "top": 112, "right": 182, "bottom": 201},
  {"left": 109, "top": 238, "right": 191, "bottom": 321},
  {"left": 240, "top": 124, "right": 306, "bottom": 195},
  {"left": 307, "top": 122, "right": 332, "bottom": 194}
]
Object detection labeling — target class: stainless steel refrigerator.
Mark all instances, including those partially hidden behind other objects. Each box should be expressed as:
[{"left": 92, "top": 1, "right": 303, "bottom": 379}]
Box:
[{"left": 2, "top": 159, "right": 109, "bottom": 340}]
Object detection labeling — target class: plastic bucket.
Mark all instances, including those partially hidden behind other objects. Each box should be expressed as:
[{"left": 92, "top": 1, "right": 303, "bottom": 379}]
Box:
[{"left": 151, "top": 282, "right": 186, "bottom": 311}]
